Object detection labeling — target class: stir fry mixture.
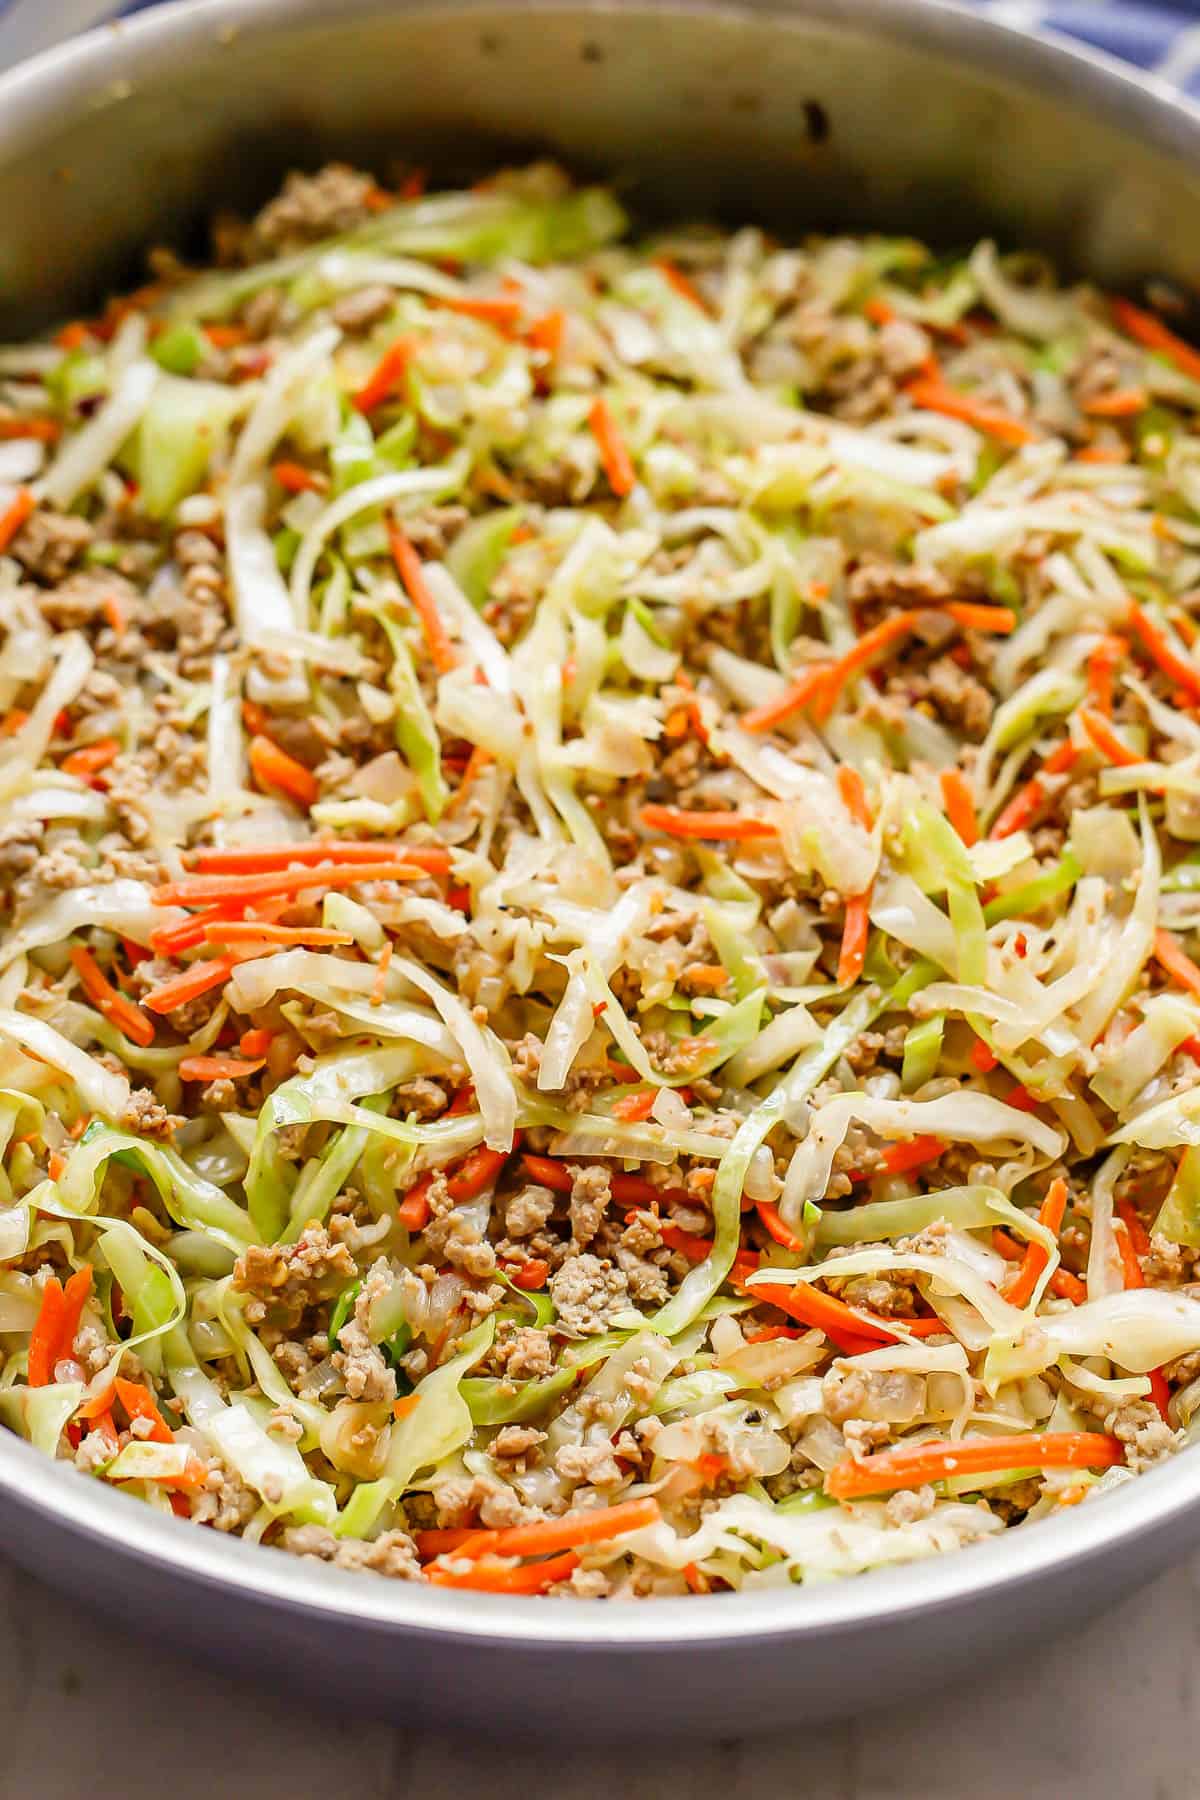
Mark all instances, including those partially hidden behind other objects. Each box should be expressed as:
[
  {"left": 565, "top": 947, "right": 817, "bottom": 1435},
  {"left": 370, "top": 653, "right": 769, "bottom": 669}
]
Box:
[{"left": 4, "top": 162, "right": 1200, "bottom": 1600}]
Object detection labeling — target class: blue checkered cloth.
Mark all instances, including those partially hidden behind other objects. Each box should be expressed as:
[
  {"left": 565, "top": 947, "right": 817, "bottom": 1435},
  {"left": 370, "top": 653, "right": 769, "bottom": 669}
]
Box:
[{"left": 3, "top": 1, "right": 1200, "bottom": 95}]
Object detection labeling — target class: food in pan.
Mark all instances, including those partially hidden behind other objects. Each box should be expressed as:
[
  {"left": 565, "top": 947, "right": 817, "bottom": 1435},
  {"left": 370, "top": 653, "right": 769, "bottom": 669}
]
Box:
[{"left": 1, "top": 162, "right": 1199, "bottom": 1597}]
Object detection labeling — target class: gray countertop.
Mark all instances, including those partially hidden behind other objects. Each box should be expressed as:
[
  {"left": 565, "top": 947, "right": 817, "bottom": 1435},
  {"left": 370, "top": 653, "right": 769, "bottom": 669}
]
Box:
[{"left": 3, "top": 1550, "right": 1198, "bottom": 1798}]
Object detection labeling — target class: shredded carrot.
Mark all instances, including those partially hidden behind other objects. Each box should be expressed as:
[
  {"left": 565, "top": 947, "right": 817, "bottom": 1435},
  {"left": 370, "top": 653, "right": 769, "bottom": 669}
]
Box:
[
  {"left": 509, "top": 1258, "right": 550, "bottom": 1291},
  {"left": 238, "top": 1028, "right": 273, "bottom": 1058},
  {"left": 0, "top": 487, "right": 35, "bottom": 554},
  {"left": 27, "top": 1278, "right": 67, "bottom": 1386},
  {"left": 1153, "top": 926, "right": 1200, "bottom": 999},
  {"left": 755, "top": 1201, "right": 807, "bottom": 1254},
  {"left": 989, "top": 740, "right": 1078, "bottom": 839},
  {"left": 76, "top": 1379, "right": 117, "bottom": 1422},
  {"left": 873, "top": 1136, "right": 946, "bottom": 1179},
  {"left": 905, "top": 377, "right": 1037, "bottom": 446},
  {"left": 69, "top": 945, "right": 156, "bottom": 1047},
  {"left": 352, "top": 337, "right": 415, "bottom": 413},
  {"left": 140, "top": 954, "right": 240, "bottom": 1016},
  {"left": 588, "top": 396, "right": 636, "bottom": 498},
  {"left": 811, "top": 611, "right": 926, "bottom": 721},
  {"left": 745, "top": 1325, "right": 807, "bottom": 1345},
  {"left": 526, "top": 310, "right": 565, "bottom": 359},
  {"left": 523, "top": 1153, "right": 689, "bottom": 1211},
  {"left": 837, "top": 892, "right": 871, "bottom": 987},
  {"left": 203, "top": 921, "right": 353, "bottom": 948},
  {"left": 943, "top": 601, "right": 1017, "bottom": 635},
  {"left": 1079, "top": 707, "right": 1141, "bottom": 768},
  {"left": 153, "top": 861, "right": 427, "bottom": 908},
  {"left": 0, "top": 411, "right": 60, "bottom": 442},
  {"left": 388, "top": 521, "right": 458, "bottom": 674},
  {"left": 271, "top": 460, "right": 327, "bottom": 494},
  {"left": 447, "top": 1144, "right": 514, "bottom": 1203},
  {"left": 1075, "top": 443, "right": 1130, "bottom": 464},
  {"left": 114, "top": 1377, "right": 173, "bottom": 1444},
  {"left": 440, "top": 294, "right": 523, "bottom": 331},
  {"left": 680, "top": 962, "right": 730, "bottom": 993},
  {"left": 392, "top": 1394, "right": 421, "bottom": 1421},
  {"left": 1001, "top": 1177, "right": 1068, "bottom": 1308},
  {"left": 192, "top": 841, "right": 451, "bottom": 876},
  {"left": 1128, "top": 600, "right": 1200, "bottom": 706},
  {"left": 178, "top": 1054, "right": 265, "bottom": 1082},
  {"left": 370, "top": 939, "right": 393, "bottom": 1006},
  {"left": 248, "top": 735, "right": 318, "bottom": 809},
  {"left": 826, "top": 1430, "right": 1123, "bottom": 1498},
  {"left": 863, "top": 297, "right": 897, "bottom": 327},
  {"left": 1083, "top": 387, "right": 1149, "bottom": 418},
  {"left": 971, "top": 1039, "right": 998, "bottom": 1074},
  {"left": 741, "top": 662, "right": 835, "bottom": 733},
  {"left": 445, "top": 743, "right": 493, "bottom": 814},
  {"left": 60, "top": 737, "right": 121, "bottom": 779},
  {"left": 611, "top": 1088, "right": 659, "bottom": 1123},
  {"left": 835, "top": 765, "right": 874, "bottom": 831},
  {"left": 203, "top": 322, "right": 249, "bottom": 349},
  {"left": 750, "top": 1279, "right": 895, "bottom": 1357},
  {"left": 1115, "top": 1197, "right": 1152, "bottom": 1258},
  {"left": 1086, "top": 634, "right": 1127, "bottom": 715},
  {"left": 1111, "top": 296, "right": 1200, "bottom": 384},
  {"left": 149, "top": 909, "right": 225, "bottom": 956},
  {"left": 46, "top": 1150, "right": 66, "bottom": 1181},
  {"left": 654, "top": 258, "right": 709, "bottom": 312},
  {"left": 427, "top": 1550, "right": 581, "bottom": 1593},
  {"left": 639, "top": 804, "right": 776, "bottom": 840},
  {"left": 991, "top": 1229, "right": 1086, "bottom": 1302},
  {"left": 0, "top": 709, "right": 29, "bottom": 736},
  {"left": 939, "top": 767, "right": 979, "bottom": 846},
  {"left": 444, "top": 1497, "right": 660, "bottom": 1562},
  {"left": 397, "top": 1175, "right": 433, "bottom": 1232}
]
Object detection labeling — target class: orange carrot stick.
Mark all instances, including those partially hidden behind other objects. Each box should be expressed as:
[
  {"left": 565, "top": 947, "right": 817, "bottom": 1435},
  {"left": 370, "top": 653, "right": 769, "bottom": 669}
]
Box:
[
  {"left": 989, "top": 741, "right": 1078, "bottom": 839},
  {"left": 1079, "top": 708, "right": 1141, "bottom": 768},
  {"left": 943, "top": 602, "right": 1017, "bottom": 635},
  {"left": 835, "top": 765, "right": 874, "bottom": 830},
  {"left": 0, "top": 487, "right": 35, "bottom": 554},
  {"left": 61, "top": 738, "right": 121, "bottom": 779},
  {"left": 249, "top": 735, "right": 318, "bottom": 809},
  {"left": 1111, "top": 297, "right": 1200, "bottom": 384},
  {"left": 1001, "top": 1176, "right": 1068, "bottom": 1308},
  {"left": 837, "top": 892, "right": 871, "bottom": 987},
  {"left": 639, "top": 805, "right": 776, "bottom": 841},
  {"left": 388, "top": 521, "right": 457, "bottom": 674},
  {"left": 427, "top": 1550, "right": 581, "bottom": 1593},
  {"left": 177, "top": 1055, "right": 265, "bottom": 1082},
  {"left": 1153, "top": 926, "right": 1200, "bottom": 999},
  {"left": 191, "top": 842, "right": 452, "bottom": 875},
  {"left": 826, "top": 1431, "right": 1123, "bottom": 1498},
  {"left": 939, "top": 768, "right": 979, "bottom": 846},
  {"left": 26, "top": 1278, "right": 66, "bottom": 1387},
  {"left": 1128, "top": 601, "right": 1200, "bottom": 705},
  {"left": 1086, "top": 635, "right": 1127, "bottom": 715},
  {"left": 1084, "top": 387, "right": 1149, "bottom": 418},
  {"left": 352, "top": 337, "right": 415, "bottom": 413},
  {"left": 443, "top": 1496, "right": 660, "bottom": 1561},
  {"left": 904, "top": 378, "right": 1037, "bottom": 447},
  {"left": 153, "top": 862, "right": 427, "bottom": 908},
  {"left": 588, "top": 396, "right": 636, "bottom": 498},
  {"left": 140, "top": 955, "right": 240, "bottom": 1015},
  {"left": 741, "top": 662, "right": 836, "bottom": 733},
  {"left": 69, "top": 945, "right": 156, "bottom": 1048},
  {"left": 114, "top": 1376, "right": 173, "bottom": 1444}
]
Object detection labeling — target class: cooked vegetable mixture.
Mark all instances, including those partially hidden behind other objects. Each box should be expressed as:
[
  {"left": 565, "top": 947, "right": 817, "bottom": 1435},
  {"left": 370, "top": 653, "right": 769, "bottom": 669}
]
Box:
[{"left": 3, "top": 160, "right": 1200, "bottom": 1599}]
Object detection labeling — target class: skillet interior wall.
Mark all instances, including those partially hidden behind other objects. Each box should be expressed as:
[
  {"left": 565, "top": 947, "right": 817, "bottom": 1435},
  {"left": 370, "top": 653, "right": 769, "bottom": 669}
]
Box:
[{"left": 2, "top": 0, "right": 1200, "bottom": 335}]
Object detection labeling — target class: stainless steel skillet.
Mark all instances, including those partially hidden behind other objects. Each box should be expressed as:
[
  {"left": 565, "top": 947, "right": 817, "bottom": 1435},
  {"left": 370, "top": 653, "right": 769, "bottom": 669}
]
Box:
[{"left": 0, "top": 0, "right": 1198, "bottom": 1738}]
